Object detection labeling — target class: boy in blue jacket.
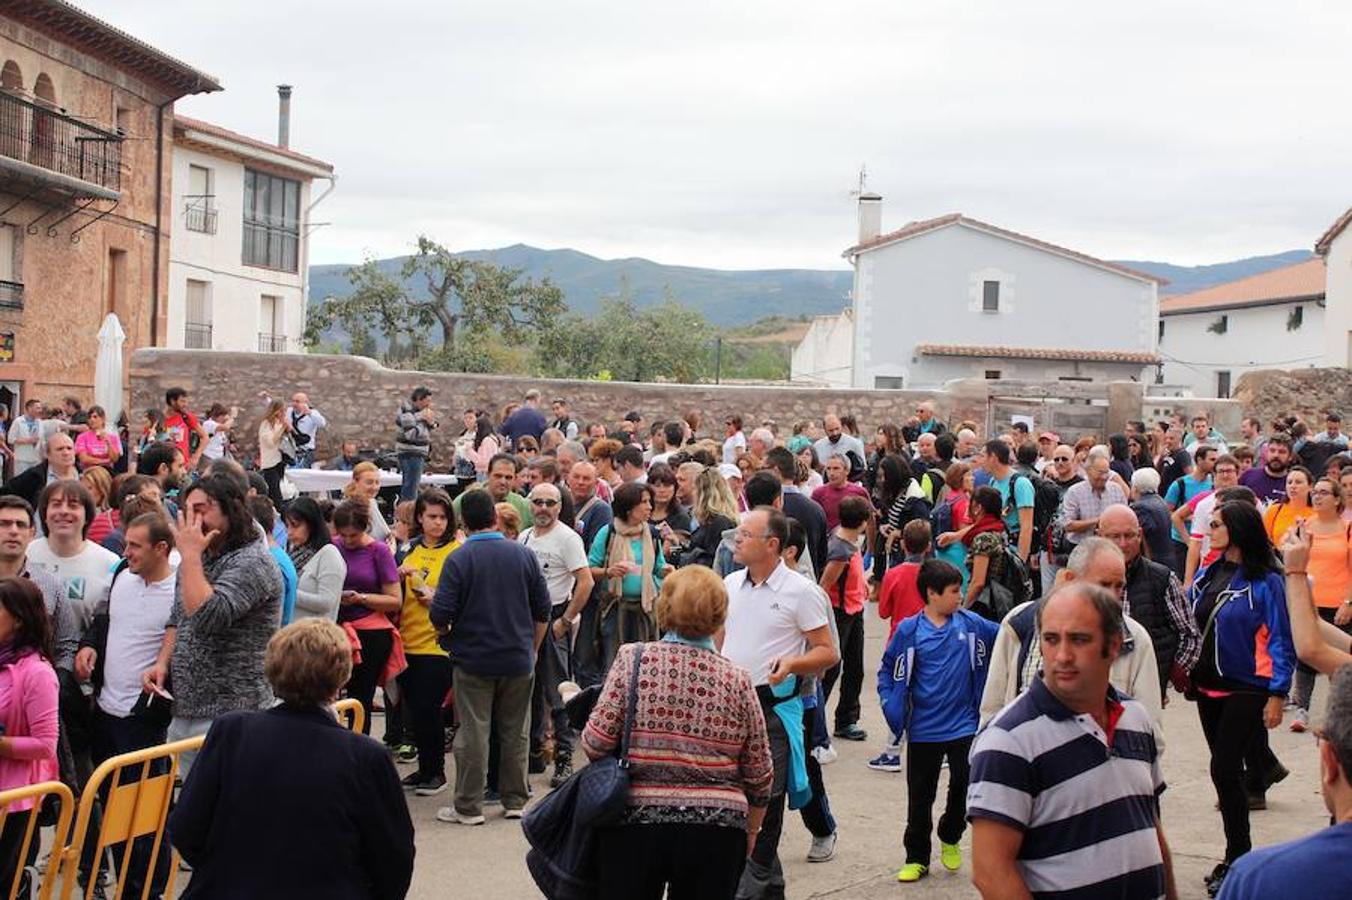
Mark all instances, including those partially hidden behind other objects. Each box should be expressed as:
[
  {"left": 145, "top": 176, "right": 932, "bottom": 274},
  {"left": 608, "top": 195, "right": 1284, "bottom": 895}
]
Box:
[{"left": 877, "top": 559, "right": 999, "bottom": 883}]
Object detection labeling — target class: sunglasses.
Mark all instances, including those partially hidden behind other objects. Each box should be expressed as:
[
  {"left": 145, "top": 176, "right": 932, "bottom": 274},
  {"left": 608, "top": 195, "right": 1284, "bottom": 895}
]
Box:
[{"left": 530, "top": 498, "right": 559, "bottom": 508}]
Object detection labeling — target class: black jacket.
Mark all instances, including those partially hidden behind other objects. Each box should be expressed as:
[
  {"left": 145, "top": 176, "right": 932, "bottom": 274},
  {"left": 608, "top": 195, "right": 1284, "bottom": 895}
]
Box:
[
  {"left": 784, "top": 491, "right": 829, "bottom": 580},
  {"left": 3, "top": 462, "right": 48, "bottom": 508},
  {"left": 169, "top": 704, "right": 415, "bottom": 900},
  {"left": 1126, "top": 555, "right": 1178, "bottom": 693}
]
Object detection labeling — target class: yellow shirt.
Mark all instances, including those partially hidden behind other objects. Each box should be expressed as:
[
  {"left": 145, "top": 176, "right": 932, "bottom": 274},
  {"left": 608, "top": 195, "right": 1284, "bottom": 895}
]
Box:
[{"left": 400, "top": 539, "right": 460, "bottom": 656}]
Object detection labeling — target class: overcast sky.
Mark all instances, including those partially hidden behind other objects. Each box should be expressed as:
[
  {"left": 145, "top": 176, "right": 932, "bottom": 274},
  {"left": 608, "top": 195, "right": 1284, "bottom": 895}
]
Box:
[{"left": 81, "top": 0, "right": 1352, "bottom": 271}]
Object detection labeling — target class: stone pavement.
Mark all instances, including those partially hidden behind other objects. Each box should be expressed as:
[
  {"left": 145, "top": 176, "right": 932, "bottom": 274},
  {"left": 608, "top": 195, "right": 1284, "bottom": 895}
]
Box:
[{"left": 397, "top": 607, "right": 1331, "bottom": 900}]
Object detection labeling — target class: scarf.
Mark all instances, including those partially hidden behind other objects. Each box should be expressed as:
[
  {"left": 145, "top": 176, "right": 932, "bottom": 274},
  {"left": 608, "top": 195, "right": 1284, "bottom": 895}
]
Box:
[
  {"left": 962, "top": 513, "right": 1006, "bottom": 548},
  {"left": 661, "top": 631, "right": 716, "bottom": 651},
  {"left": 288, "top": 541, "right": 318, "bottom": 575},
  {"left": 607, "top": 517, "right": 658, "bottom": 614},
  {"left": 0, "top": 641, "right": 31, "bottom": 670}
]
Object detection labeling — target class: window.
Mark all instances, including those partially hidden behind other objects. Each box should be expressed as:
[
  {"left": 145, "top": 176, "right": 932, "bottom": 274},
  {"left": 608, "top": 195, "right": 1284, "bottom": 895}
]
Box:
[
  {"left": 1207, "top": 314, "right": 1228, "bottom": 334},
  {"left": 1216, "top": 370, "right": 1232, "bottom": 398},
  {"left": 186, "top": 164, "right": 216, "bottom": 234},
  {"left": 242, "top": 169, "right": 300, "bottom": 272},
  {"left": 873, "top": 375, "right": 905, "bottom": 390},
  {"left": 185, "top": 280, "right": 212, "bottom": 349},
  {"left": 115, "top": 106, "right": 132, "bottom": 135},
  {"left": 0, "top": 225, "right": 19, "bottom": 310},
  {"left": 1158, "top": 319, "right": 1165, "bottom": 341},
  {"left": 982, "top": 280, "right": 1000, "bottom": 312},
  {"left": 1288, "top": 306, "right": 1304, "bottom": 331},
  {"left": 984, "top": 369, "right": 1002, "bottom": 380},
  {"left": 259, "top": 294, "right": 285, "bottom": 352},
  {"left": 105, "top": 248, "right": 126, "bottom": 319}
]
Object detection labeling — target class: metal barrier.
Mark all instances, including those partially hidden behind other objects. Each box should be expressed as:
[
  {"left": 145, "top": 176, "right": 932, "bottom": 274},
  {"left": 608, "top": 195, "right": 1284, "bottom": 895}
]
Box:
[
  {"left": 56, "top": 735, "right": 204, "bottom": 900},
  {"left": 0, "top": 780, "right": 74, "bottom": 900},
  {"left": 333, "top": 697, "right": 366, "bottom": 734}
]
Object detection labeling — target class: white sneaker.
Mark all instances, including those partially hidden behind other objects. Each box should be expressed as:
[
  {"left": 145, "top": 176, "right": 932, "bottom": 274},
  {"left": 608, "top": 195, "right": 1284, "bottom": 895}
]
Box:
[
  {"left": 811, "top": 744, "right": 838, "bottom": 766},
  {"left": 436, "top": 807, "right": 486, "bottom": 825},
  {"left": 807, "top": 832, "right": 837, "bottom": 863}
]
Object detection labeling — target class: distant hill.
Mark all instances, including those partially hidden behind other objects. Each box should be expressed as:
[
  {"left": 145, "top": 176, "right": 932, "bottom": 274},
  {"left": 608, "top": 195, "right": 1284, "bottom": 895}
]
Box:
[
  {"left": 307, "top": 245, "right": 1316, "bottom": 330},
  {"left": 1116, "top": 249, "right": 1315, "bottom": 295}
]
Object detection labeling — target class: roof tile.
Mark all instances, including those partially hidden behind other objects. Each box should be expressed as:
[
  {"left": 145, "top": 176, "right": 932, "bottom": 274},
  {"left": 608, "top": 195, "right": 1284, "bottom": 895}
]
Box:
[
  {"left": 916, "top": 343, "right": 1159, "bottom": 365},
  {"left": 1158, "top": 258, "right": 1324, "bottom": 315},
  {"left": 174, "top": 115, "right": 333, "bottom": 173}
]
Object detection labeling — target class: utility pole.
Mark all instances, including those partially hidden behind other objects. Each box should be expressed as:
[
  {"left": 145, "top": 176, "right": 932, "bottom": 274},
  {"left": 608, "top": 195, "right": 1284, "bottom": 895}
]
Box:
[{"left": 715, "top": 336, "right": 722, "bottom": 385}]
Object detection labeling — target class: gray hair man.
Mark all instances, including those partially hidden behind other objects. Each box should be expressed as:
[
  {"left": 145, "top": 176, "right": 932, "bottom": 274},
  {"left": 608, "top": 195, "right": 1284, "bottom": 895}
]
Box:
[{"left": 979, "top": 537, "right": 1162, "bottom": 733}]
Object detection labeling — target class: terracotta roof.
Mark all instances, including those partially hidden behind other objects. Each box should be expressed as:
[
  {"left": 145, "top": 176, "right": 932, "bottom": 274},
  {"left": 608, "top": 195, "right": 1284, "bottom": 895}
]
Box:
[
  {"left": 916, "top": 343, "right": 1160, "bottom": 365},
  {"left": 1316, "top": 207, "right": 1352, "bottom": 256},
  {"left": 174, "top": 115, "right": 333, "bottom": 173},
  {"left": 0, "top": 0, "right": 221, "bottom": 97},
  {"left": 843, "top": 213, "right": 1166, "bottom": 286},
  {"left": 1159, "top": 258, "right": 1324, "bottom": 315}
]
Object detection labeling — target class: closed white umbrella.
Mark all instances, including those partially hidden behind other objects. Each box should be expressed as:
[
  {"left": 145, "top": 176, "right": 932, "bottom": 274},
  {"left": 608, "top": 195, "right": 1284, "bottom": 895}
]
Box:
[{"left": 94, "top": 312, "right": 126, "bottom": 424}]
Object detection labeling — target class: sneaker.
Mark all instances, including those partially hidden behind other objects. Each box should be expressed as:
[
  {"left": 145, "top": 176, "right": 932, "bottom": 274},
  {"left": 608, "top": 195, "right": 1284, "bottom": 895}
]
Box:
[
  {"left": 1247, "top": 792, "right": 1267, "bottom": 810},
  {"left": 415, "top": 774, "right": 448, "bottom": 797},
  {"left": 940, "top": 842, "right": 961, "bottom": 871},
  {"left": 400, "top": 771, "right": 426, "bottom": 791},
  {"left": 1290, "top": 709, "right": 1308, "bottom": 733},
  {"left": 1264, "top": 760, "right": 1291, "bottom": 789},
  {"left": 867, "top": 753, "right": 902, "bottom": 773},
  {"left": 811, "top": 744, "right": 838, "bottom": 766},
  {"left": 397, "top": 744, "right": 419, "bottom": 764},
  {"left": 833, "top": 723, "right": 868, "bottom": 742},
  {"left": 483, "top": 789, "right": 502, "bottom": 807},
  {"left": 444, "top": 725, "right": 457, "bottom": 752},
  {"left": 550, "top": 757, "right": 574, "bottom": 789},
  {"left": 896, "top": 863, "right": 929, "bottom": 883},
  {"left": 807, "top": 832, "right": 837, "bottom": 863},
  {"left": 1205, "top": 862, "right": 1229, "bottom": 897},
  {"left": 1282, "top": 696, "right": 1299, "bottom": 710},
  {"left": 503, "top": 807, "right": 524, "bottom": 820},
  {"left": 436, "top": 807, "right": 486, "bottom": 825}
]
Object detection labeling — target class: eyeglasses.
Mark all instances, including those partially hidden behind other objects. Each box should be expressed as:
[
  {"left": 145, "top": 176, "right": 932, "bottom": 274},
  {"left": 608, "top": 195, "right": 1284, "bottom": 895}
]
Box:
[
  {"left": 530, "top": 498, "right": 559, "bottom": 508},
  {"left": 735, "top": 529, "right": 769, "bottom": 541},
  {"left": 1312, "top": 488, "right": 1334, "bottom": 497}
]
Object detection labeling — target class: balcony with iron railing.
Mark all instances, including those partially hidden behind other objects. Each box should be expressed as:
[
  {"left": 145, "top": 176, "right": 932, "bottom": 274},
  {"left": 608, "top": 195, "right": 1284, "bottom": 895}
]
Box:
[
  {"left": 184, "top": 322, "right": 212, "bottom": 349},
  {"left": 258, "top": 332, "right": 287, "bottom": 353},
  {"left": 183, "top": 195, "right": 217, "bottom": 234},
  {"left": 0, "top": 280, "right": 22, "bottom": 310},
  {"left": 0, "top": 91, "right": 123, "bottom": 196}
]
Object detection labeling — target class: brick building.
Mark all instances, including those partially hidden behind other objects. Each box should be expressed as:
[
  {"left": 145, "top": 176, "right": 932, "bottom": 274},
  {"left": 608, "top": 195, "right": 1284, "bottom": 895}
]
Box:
[{"left": 0, "top": 0, "right": 219, "bottom": 418}]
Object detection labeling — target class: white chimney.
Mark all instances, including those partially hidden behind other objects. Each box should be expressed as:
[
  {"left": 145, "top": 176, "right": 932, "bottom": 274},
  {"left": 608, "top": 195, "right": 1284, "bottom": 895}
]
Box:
[
  {"left": 858, "top": 192, "right": 882, "bottom": 243},
  {"left": 277, "top": 84, "right": 292, "bottom": 148}
]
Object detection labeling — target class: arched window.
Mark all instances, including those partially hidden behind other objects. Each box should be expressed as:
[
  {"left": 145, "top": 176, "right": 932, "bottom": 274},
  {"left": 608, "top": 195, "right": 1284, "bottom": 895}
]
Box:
[
  {"left": 29, "top": 73, "right": 56, "bottom": 168},
  {"left": 32, "top": 73, "right": 55, "bottom": 106},
  {"left": 0, "top": 61, "right": 22, "bottom": 93}
]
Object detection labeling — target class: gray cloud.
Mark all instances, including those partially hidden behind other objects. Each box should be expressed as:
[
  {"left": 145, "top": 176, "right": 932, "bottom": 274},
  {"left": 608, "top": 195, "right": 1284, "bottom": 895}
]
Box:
[{"left": 79, "top": 0, "right": 1352, "bottom": 270}]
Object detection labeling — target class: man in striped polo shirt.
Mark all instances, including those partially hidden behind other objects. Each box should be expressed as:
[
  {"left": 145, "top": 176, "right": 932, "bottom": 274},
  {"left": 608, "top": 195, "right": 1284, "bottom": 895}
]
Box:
[{"left": 966, "top": 582, "right": 1178, "bottom": 899}]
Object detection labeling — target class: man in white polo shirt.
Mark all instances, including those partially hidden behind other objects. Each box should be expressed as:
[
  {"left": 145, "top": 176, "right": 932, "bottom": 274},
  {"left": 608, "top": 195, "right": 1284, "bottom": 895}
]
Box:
[{"left": 721, "top": 506, "right": 837, "bottom": 900}]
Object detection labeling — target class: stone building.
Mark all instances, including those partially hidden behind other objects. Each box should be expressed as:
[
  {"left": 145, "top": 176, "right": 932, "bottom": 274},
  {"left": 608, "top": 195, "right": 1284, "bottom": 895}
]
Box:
[{"left": 0, "top": 1, "right": 219, "bottom": 415}]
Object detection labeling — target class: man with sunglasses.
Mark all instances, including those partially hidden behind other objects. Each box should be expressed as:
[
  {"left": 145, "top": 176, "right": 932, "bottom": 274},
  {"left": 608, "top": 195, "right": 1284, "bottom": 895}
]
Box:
[
  {"left": 1036, "top": 445, "right": 1082, "bottom": 592},
  {"left": 520, "top": 482, "right": 593, "bottom": 788}
]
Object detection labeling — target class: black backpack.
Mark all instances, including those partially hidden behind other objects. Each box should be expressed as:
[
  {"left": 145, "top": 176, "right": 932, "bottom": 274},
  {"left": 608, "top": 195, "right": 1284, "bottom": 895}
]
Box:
[
  {"left": 974, "top": 545, "right": 1033, "bottom": 622},
  {"left": 1007, "top": 473, "right": 1061, "bottom": 551}
]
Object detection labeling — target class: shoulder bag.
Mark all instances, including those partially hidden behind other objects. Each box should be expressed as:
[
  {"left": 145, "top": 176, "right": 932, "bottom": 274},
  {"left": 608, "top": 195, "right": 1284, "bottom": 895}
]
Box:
[{"left": 523, "top": 645, "right": 644, "bottom": 899}]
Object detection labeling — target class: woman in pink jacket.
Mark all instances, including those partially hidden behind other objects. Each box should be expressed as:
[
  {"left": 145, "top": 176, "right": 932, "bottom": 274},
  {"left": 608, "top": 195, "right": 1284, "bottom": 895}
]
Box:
[{"left": 0, "top": 576, "right": 59, "bottom": 891}]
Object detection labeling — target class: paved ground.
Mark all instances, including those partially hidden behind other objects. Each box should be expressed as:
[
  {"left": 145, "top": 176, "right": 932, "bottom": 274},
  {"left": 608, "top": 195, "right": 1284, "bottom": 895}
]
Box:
[{"left": 396, "top": 609, "right": 1331, "bottom": 900}]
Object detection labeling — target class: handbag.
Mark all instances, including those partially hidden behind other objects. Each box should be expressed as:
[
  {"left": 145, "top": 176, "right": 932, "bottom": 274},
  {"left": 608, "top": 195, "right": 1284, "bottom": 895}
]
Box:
[{"left": 522, "top": 645, "right": 644, "bottom": 899}]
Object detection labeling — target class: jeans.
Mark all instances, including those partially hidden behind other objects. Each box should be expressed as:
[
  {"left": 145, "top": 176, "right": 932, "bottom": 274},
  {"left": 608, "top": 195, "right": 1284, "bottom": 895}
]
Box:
[
  {"left": 797, "top": 704, "right": 836, "bottom": 838},
  {"left": 1292, "top": 607, "right": 1351, "bottom": 710},
  {"left": 399, "top": 654, "right": 452, "bottom": 779},
  {"left": 809, "top": 683, "right": 830, "bottom": 750},
  {"left": 598, "top": 599, "right": 656, "bottom": 676},
  {"left": 738, "top": 710, "right": 788, "bottom": 900},
  {"left": 398, "top": 452, "right": 426, "bottom": 503},
  {"left": 1039, "top": 551, "right": 1061, "bottom": 597},
  {"left": 1198, "top": 692, "right": 1268, "bottom": 861},
  {"left": 821, "top": 606, "right": 864, "bottom": 731},
  {"left": 451, "top": 669, "right": 534, "bottom": 816},
  {"left": 531, "top": 606, "right": 574, "bottom": 760},
  {"left": 904, "top": 736, "right": 973, "bottom": 865}
]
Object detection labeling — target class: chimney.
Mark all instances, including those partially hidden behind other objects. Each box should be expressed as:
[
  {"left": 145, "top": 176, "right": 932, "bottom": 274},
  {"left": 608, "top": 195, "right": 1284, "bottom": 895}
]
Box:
[
  {"left": 857, "top": 192, "right": 882, "bottom": 244},
  {"left": 277, "top": 84, "right": 292, "bottom": 148}
]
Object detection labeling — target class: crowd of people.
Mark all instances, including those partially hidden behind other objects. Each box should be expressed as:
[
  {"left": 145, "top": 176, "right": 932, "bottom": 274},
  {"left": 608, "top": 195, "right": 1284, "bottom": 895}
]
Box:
[{"left": 0, "top": 383, "right": 1349, "bottom": 899}]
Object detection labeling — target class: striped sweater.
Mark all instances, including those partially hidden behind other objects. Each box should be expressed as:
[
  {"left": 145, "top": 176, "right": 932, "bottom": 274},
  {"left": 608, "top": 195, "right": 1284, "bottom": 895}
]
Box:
[{"left": 581, "top": 641, "right": 773, "bottom": 828}]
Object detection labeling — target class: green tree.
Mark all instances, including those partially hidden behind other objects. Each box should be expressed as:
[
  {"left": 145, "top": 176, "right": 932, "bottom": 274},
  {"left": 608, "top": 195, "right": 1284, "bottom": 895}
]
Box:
[
  {"left": 401, "top": 236, "right": 567, "bottom": 350},
  {"left": 536, "top": 288, "right": 713, "bottom": 383},
  {"left": 304, "top": 256, "right": 414, "bottom": 363}
]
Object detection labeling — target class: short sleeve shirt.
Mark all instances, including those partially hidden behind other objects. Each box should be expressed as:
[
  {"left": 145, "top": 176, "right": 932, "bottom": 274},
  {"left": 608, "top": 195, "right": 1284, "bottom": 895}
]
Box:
[
  {"left": 163, "top": 411, "right": 200, "bottom": 460},
  {"left": 824, "top": 534, "right": 866, "bottom": 615},
  {"left": 722, "top": 562, "right": 829, "bottom": 686},
  {"left": 334, "top": 539, "right": 399, "bottom": 623},
  {"left": 990, "top": 474, "right": 1035, "bottom": 534},
  {"left": 521, "top": 524, "right": 589, "bottom": 607}
]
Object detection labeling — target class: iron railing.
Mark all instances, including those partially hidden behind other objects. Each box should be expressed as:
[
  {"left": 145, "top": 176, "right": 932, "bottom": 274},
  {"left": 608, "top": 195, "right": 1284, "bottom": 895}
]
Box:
[
  {"left": 184, "top": 322, "right": 212, "bottom": 349},
  {"left": 258, "top": 332, "right": 287, "bottom": 352},
  {"left": 0, "top": 91, "right": 122, "bottom": 192},
  {"left": 0, "top": 280, "right": 22, "bottom": 310},
  {"left": 184, "top": 195, "right": 217, "bottom": 234}
]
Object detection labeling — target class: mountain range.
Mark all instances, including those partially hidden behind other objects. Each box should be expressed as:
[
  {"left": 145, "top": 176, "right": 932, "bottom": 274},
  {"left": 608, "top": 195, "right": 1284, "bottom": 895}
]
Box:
[{"left": 307, "top": 246, "right": 1315, "bottom": 329}]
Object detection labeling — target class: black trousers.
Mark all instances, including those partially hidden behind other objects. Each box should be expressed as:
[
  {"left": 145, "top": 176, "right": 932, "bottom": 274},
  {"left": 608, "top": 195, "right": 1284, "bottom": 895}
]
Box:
[
  {"left": 531, "top": 606, "right": 574, "bottom": 759},
  {"left": 399, "top": 654, "right": 452, "bottom": 778},
  {"left": 345, "top": 627, "right": 393, "bottom": 736},
  {"left": 738, "top": 710, "right": 788, "bottom": 900},
  {"left": 261, "top": 460, "right": 286, "bottom": 508},
  {"left": 821, "top": 607, "right": 864, "bottom": 730},
  {"left": 0, "top": 812, "right": 37, "bottom": 899},
  {"left": 1197, "top": 692, "right": 1267, "bottom": 861},
  {"left": 85, "top": 709, "right": 171, "bottom": 898},
  {"left": 797, "top": 703, "right": 835, "bottom": 838},
  {"left": 596, "top": 822, "right": 746, "bottom": 900},
  {"left": 904, "top": 736, "right": 973, "bottom": 865}
]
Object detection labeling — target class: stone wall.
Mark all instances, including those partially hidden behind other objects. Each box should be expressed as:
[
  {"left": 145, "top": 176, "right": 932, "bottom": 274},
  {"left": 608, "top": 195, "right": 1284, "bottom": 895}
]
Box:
[
  {"left": 1232, "top": 368, "right": 1352, "bottom": 430},
  {"left": 129, "top": 349, "right": 1243, "bottom": 464}
]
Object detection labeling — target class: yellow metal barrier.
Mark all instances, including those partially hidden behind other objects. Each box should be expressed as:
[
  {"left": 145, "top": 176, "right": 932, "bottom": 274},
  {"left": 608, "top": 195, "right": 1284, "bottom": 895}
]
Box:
[
  {"left": 0, "top": 780, "right": 74, "bottom": 900},
  {"left": 333, "top": 697, "right": 365, "bottom": 734},
  {"left": 57, "top": 735, "right": 203, "bottom": 900}
]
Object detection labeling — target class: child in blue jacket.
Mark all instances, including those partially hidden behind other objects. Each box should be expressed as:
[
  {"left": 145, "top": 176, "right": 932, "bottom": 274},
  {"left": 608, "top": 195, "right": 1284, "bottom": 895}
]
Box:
[{"left": 877, "top": 559, "right": 999, "bottom": 884}]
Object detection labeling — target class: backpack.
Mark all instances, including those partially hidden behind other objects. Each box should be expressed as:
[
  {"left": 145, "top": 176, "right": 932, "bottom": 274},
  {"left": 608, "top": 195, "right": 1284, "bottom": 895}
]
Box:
[
  {"left": 919, "top": 468, "right": 949, "bottom": 506},
  {"left": 975, "top": 545, "right": 1033, "bottom": 622},
  {"left": 1006, "top": 473, "right": 1061, "bottom": 551},
  {"left": 928, "top": 496, "right": 956, "bottom": 549}
]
